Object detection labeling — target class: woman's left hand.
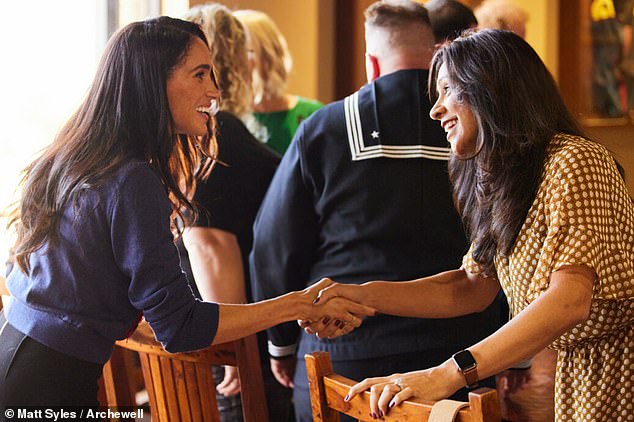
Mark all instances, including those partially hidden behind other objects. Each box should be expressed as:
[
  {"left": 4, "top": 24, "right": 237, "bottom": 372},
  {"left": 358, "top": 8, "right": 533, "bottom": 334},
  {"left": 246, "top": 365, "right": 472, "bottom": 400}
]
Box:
[{"left": 344, "top": 362, "right": 463, "bottom": 418}]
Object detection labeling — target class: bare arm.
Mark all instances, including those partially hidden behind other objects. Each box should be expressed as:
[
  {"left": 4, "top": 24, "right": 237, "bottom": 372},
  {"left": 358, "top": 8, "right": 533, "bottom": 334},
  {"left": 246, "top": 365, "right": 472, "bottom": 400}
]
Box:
[
  {"left": 345, "top": 265, "right": 594, "bottom": 416},
  {"left": 315, "top": 269, "right": 500, "bottom": 318},
  {"left": 212, "top": 279, "right": 377, "bottom": 345},
  {"left": 183, "top": 227, "right": 246, "bottom": 303},
  {"left": 183, "top": 227, "right": 247, "bottom": 396},
  {"left": 181, "top": 230, "right": 377, "bottom": 349},
  {"left": 466, "top": 265, "right": 593, "bottom": 380}
]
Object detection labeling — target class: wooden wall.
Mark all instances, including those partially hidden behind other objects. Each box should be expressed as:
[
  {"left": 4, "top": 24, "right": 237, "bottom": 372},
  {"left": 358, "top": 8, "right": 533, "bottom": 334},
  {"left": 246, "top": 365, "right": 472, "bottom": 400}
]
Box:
[
  {"left": 190, "top": 0, "right": 335, "bottom": 102},
  {"left": 186, "top": 0, "right": 633, "bottom": 190}
]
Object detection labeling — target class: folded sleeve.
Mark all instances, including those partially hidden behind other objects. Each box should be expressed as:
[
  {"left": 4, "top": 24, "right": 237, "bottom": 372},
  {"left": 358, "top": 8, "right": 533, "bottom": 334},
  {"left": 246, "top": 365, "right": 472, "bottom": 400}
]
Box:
[
  {"left": 528, "top": 141, "right": 633, "bottom": 301},
  {"left": 110, "top": 164, "right": 219, "bottom": 352},
  {"left": 462, "top": 242, "right": 486, "bottom": 276}
]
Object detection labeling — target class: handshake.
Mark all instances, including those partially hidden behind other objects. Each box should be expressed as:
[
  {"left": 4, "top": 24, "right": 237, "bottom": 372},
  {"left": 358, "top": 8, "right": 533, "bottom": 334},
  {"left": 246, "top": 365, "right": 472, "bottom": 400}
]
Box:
[{"left": 298, "top": 278, "right": 375, "bottom": 340}]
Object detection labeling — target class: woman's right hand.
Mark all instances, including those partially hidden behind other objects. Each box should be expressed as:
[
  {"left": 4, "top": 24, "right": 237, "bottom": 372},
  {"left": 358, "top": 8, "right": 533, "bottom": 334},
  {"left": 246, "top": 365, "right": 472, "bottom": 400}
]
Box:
[
  {"left": 312, "top": 279, "right": 366, "bottom": 305},
  {"left": 299, "top": 278, "right": 376, "bottom": 339}
]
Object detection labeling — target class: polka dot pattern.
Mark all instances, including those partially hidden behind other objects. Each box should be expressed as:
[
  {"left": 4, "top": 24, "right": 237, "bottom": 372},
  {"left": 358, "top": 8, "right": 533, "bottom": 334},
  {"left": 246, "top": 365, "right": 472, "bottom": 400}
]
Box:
[{"left": 463, "top": 134, "right": 633, "bottom": 421}]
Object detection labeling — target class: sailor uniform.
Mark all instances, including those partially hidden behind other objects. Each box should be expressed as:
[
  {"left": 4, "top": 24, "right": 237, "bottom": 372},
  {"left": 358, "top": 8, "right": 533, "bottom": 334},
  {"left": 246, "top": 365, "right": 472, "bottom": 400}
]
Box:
[{"left": 249, "top": 69, "right": 502, "bottom": 420}]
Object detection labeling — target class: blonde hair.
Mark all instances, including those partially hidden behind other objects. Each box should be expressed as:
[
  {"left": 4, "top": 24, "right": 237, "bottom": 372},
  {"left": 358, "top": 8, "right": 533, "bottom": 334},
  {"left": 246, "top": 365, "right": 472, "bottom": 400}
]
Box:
[
  {"left": 475, "top": 0, "right": 528, "bottom": 36},
  {"left": 184, "top": 3, "right": 253, "bottom": 117},
  {"left": 234, "top": 9, "right": 293, "bottom": 105}
]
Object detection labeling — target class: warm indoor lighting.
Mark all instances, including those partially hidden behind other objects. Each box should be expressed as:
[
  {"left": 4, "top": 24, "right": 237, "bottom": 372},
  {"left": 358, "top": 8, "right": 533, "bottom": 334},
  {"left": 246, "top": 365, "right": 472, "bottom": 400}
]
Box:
[{"left": 0, "top": 0, "right": 189, "bottom": 276}]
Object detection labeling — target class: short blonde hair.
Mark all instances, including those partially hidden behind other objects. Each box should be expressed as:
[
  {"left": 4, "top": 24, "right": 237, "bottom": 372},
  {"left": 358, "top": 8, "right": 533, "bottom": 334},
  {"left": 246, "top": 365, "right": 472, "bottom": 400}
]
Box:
[
  {"left": 475, "top": 0, "right": 528, "bottom": 36},
  {"left": 184, "top": 3, "right": 253, "bottom": 117},
  {"left": 234, "top": 10, "right": 292, "bottom": 104}
]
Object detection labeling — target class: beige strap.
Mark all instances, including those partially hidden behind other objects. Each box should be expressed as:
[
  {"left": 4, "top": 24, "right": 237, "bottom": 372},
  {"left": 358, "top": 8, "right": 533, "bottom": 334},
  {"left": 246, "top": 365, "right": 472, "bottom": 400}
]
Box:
[{"left": 428, "top": 399, "right": 469, "bottom": 422}]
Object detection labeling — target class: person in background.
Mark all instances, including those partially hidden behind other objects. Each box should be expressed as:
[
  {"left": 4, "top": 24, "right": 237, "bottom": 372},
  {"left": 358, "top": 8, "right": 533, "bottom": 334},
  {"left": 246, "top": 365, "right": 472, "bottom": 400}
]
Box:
[
  {"left": 181, "top": 4, "right": 293, "bottom": 421},
  {"left": 318, "top": 29, "right": 633, "bottom": 421},
  {"left": 249, "top": 2, "right": 502, "bottom": 421},
  {"left": 475, "top": 0, "right": 528, "bottom": 38},
  {"left": 425, "top": 0, "right": 478, "bottom": 42},
  {"left": 234, "top": 9, "right": 323, "bottom": 155},
  {"left": 0, "top": 16, "right": 374, "bottom": 408}
]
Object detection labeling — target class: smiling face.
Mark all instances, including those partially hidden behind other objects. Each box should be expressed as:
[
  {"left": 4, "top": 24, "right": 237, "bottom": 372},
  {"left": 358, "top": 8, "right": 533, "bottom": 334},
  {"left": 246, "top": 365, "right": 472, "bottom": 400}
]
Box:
[
  {"left": 166, "top": 37, "right": 220, "bottom": 136},
  {"left": 430, "top": 63, "right": 479, "bottom": 159}
]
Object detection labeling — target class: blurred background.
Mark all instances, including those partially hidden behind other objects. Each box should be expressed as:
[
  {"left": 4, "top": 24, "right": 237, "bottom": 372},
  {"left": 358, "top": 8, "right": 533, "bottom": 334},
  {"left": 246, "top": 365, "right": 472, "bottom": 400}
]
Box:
[{"left": 0, "top": 0, "right": 631, "bottom": 278}]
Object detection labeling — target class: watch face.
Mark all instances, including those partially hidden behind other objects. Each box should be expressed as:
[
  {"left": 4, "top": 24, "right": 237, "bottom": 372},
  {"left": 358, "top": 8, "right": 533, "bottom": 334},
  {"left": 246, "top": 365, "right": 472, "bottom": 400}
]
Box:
[{"left": 453, "top": 350, "right": 476, "bottom": 370}]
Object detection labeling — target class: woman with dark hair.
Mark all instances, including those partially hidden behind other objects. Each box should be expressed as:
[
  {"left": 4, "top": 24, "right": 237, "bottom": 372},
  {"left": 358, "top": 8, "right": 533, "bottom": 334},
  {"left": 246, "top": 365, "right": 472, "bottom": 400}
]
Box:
[
  {"left": 182, "top": 4, "right": 293, "bottom": 421},
  {"left": 0, "top": 16, "right": 373, "bottom": 406},
  {"left": 312, "top": 30, "right": 633, "bottom": 421}
]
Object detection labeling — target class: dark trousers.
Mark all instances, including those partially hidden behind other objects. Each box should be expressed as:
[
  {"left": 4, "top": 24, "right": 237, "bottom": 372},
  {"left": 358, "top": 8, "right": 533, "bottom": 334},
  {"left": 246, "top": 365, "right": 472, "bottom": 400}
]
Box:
[
  {"left": 0, "top": 312, "right": 103, "bottom": 412},
  {"left": 212, "top": 361, "right": 295, "bottom": 422},
  {"left": 292, "top": 348, "right": 495, "bottom": 422}
]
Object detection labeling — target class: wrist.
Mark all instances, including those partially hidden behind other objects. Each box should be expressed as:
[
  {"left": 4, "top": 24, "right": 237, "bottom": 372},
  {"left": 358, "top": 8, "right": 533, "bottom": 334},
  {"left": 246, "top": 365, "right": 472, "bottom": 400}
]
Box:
[
  {"left": 268, "top": 341, "right": 296, "bottom": 358},
  {"left": 290, "top": 290, "right": 314, "bottom": 321},
  {"left": 440, "top": 358, "right": 467, "bottom": 392},
  {"left": 358, "top": 282, "right": 376, "bottom": 307},
  {"left": 450, "top": 349, "right": 480, "bottom": 389}
]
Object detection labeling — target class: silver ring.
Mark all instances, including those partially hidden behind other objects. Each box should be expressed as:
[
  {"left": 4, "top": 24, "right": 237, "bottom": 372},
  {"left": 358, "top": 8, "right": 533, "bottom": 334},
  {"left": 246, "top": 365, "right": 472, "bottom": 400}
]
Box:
[{"left": 393, "top": 377, "right": 403, "bottom": 391}]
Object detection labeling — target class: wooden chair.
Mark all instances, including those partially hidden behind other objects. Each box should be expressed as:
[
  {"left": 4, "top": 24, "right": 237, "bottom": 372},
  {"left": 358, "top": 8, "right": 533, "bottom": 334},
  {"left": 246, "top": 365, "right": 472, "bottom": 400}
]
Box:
[
  {"left": 306, "top": 351, "right": 501, "bottom": 422},
  {"left": 102, "top": 321, "right": 268, "bottom": 422}
]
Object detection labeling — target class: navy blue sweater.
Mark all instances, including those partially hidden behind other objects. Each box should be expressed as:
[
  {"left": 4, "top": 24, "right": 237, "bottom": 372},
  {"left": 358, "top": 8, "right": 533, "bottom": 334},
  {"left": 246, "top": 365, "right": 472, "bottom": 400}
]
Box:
[{"left": 6, "top": 160, "right": 219, "bottom": 363}]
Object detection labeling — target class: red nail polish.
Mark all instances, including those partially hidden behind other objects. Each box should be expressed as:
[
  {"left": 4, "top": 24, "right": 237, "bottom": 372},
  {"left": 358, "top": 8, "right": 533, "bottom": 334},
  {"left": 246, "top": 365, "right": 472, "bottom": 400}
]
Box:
[{"left": 322, "top": 316, "right": 330, "bottom": 324}]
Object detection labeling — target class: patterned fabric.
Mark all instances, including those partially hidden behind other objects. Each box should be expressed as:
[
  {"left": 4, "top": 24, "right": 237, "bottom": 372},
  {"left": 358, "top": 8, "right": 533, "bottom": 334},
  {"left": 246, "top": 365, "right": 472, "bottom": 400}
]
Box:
[{"left": 463, "top": 134, "right": 633, "bottom": 421}]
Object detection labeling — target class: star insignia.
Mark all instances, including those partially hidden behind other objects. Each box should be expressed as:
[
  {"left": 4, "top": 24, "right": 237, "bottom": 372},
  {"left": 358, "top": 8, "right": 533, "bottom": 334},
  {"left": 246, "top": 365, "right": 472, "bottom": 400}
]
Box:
[{"left": 371, "top": 130, "right": 380, "bottom": 139}]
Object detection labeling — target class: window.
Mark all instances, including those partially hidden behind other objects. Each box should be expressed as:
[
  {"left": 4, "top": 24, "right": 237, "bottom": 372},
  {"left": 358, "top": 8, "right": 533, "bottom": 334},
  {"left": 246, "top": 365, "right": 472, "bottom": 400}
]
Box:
[{"left": 0, "top": 0, "right": 188, "bottom": 275}]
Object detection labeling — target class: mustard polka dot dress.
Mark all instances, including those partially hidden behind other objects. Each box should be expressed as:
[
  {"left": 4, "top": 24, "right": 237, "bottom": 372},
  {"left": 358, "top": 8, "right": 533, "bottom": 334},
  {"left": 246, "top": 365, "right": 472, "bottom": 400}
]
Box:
[{"left": 463, "top": 134, "right": 633, "bottom": 421}]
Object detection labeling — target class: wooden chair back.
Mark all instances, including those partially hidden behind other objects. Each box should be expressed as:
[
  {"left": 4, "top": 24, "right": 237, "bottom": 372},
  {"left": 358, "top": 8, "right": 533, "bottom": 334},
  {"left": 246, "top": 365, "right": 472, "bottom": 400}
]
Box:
[
  {"left": 103, "top": 321, "right": 268, "bottom": 422},
  {"left": 306, "top": 351, "right": 501, "bottom": 422}
]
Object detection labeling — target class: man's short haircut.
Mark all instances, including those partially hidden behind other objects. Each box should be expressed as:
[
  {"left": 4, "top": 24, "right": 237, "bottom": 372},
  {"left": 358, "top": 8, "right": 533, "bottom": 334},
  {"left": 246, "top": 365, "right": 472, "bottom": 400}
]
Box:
[{"left": 364, "top": 0, "right": 431, "bottom": 29}]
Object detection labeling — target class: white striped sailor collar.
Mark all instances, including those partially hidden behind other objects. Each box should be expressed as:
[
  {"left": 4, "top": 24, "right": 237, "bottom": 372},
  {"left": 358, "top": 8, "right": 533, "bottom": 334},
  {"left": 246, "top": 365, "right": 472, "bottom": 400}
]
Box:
[{"left": 345, "top": 70, "right": 451, "bottom": 162}]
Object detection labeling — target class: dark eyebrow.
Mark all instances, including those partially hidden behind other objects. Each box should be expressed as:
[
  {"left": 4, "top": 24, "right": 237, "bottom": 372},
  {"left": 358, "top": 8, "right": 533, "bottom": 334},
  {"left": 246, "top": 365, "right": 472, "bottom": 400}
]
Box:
[{"left": 191, "top": 64, "right": 211, "bottom": 73}]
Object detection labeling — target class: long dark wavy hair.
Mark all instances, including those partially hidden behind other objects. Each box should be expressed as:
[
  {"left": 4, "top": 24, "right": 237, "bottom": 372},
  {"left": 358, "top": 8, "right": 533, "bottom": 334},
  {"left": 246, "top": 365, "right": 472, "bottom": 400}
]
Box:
[
  {"left": 429, "top": 29, "right": 584, "bottom": 275},
  {"left": 9, "top": 17, "right": 216, "bottom": 273}
]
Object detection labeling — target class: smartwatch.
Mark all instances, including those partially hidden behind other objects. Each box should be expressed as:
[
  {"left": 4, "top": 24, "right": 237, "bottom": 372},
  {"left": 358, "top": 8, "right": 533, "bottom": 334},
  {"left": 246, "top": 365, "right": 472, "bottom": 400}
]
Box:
[{"left": 452, "top": 349, "right": 479, "bottom": 389}]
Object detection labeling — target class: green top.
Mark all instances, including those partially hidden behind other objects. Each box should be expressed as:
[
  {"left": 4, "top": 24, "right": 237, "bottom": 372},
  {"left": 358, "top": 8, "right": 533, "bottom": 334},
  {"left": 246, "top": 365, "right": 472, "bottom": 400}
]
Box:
[{"left": 254, "top": 96, "right": 323, "bottom": 154}]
